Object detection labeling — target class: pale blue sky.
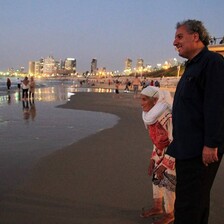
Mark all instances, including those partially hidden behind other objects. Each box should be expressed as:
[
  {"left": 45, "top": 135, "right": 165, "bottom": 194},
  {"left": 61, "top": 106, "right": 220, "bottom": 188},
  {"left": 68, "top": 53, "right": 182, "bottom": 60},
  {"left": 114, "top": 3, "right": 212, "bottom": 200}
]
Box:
[{"left": 0, "top": 0, "right": 223, "bottom": 73}]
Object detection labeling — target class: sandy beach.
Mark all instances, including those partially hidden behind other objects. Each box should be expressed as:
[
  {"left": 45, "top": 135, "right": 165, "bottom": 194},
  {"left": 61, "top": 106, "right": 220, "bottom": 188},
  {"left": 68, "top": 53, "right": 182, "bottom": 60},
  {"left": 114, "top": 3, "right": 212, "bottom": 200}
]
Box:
[{"left": 0, "top": 91, "right": 224, "bottom": 224}]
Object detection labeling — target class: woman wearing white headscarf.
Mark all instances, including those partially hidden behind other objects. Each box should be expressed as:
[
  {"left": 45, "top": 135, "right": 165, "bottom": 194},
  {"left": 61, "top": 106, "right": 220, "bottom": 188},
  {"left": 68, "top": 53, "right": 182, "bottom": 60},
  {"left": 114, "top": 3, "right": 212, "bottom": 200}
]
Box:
[{"left": 140, "top": 86, "right": 175, "bottom": 224}]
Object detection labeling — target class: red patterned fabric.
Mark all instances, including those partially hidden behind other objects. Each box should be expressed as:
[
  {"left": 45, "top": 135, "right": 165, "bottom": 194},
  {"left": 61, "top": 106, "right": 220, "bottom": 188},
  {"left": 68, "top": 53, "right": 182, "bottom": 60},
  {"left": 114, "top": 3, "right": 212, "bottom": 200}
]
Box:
[
  {"left": 149, "top": 121, "right": 170, "bottom": 150},
  {"left": 162, "top": 155, "right": 175, "bottom": 170}
]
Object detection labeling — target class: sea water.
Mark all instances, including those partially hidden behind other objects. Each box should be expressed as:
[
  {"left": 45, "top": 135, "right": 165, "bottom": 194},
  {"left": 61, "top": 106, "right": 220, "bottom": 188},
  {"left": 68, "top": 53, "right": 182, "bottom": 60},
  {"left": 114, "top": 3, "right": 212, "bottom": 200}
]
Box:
[{"left": 0, "top": 79, "right": 119, "bottom": 193}]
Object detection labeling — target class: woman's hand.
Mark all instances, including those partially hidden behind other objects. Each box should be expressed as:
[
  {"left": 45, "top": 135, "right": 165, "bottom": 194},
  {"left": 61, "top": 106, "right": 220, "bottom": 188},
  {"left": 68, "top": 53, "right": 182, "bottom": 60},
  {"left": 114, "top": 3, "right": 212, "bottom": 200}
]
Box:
[
  {"left": 148, "top": 159, "right": 155, "bottom": 176},
  {"left": 154, "top": 165, "right": 166, "bottom": 180}
]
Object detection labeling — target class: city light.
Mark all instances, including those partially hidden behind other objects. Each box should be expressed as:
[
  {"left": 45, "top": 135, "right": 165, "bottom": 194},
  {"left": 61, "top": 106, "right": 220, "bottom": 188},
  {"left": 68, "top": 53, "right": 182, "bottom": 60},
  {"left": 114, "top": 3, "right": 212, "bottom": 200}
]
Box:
[{"left": 0, "top": 56, "right": 185, "bottom": 78}]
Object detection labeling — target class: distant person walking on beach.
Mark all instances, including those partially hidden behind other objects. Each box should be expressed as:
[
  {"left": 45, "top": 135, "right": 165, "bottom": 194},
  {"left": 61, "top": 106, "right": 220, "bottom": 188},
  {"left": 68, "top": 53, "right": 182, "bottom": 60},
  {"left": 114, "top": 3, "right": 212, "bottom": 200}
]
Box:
[
  {"left": 29, "top": 76, "right": 35, "bottom": 99},
  {"left": 113, "top": 79, "right": 120, "bottom": 98},
  {"left": 21, "top": 76, "right": 29, "bottom": 100},
  {"left": 6, "top": 78, "right": 11, "bottom": 90},
  {"left": 140, "top": 86, "right": 175, "bottom": 224},
  {"left": 124, "top": 78, "right": 131, "bottom": 92},
  {"left": 166, "top": 19, "right": 224, "bottom": 224},
  {"left": 132, "top": 75, "right": 141, "bottom": 98},
  {"left": 17, "top": 78, "right": 21, "bottom": 90}
]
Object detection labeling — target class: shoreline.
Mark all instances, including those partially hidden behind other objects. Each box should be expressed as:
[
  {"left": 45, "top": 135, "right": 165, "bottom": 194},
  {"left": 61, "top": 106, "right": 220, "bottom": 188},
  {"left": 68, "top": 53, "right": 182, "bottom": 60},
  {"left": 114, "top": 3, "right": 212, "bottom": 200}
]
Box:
[
  {"left": 0, "top": 75, "right": 179, "bottom": 93},
  {"left": 0, "top": 92, "right": 154, "bottom": 223},
  {"left": 0, "top": 92, "right": 223, "bottom": 223}
]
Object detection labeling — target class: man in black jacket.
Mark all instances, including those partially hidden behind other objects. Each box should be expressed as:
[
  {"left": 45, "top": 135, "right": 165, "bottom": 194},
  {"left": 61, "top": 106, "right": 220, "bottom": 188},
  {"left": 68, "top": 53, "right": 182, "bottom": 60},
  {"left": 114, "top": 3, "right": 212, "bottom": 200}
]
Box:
[{"left": 166, "top": 19, "right": 224, "bottom": 224}]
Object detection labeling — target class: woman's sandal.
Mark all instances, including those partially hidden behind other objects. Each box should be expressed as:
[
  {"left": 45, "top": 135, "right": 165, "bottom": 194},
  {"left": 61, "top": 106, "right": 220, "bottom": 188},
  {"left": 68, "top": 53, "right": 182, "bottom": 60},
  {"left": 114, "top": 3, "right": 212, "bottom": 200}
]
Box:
[
  {"left": 140, "top": 208, "right": 163, "bottom": 218},
  {"left": 152, "top": 212, "right": 174, "bottom": 224}
]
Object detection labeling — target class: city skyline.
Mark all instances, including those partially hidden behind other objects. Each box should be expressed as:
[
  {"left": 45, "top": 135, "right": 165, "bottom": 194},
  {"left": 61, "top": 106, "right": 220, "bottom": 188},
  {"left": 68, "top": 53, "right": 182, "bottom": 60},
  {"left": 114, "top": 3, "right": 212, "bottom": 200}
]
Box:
[
  {"left": 1, "top": 0, "right": 223, "bottom": 73},
  {"left": 27, "top": 55, "right": 173, "bottom": 77}
]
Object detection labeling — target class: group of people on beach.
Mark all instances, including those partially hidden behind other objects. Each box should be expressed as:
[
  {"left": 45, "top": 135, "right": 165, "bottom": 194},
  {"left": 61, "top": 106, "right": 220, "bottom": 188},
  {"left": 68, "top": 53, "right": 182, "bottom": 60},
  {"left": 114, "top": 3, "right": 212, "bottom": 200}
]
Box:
[
  {"left": 139, "top": 19, "right": 224, "bottom": 224},
  {"left": 5, "top": 76, "right": 36, "bottom": 120},
  {"left": 6, "top": 76, "right": 36, "bottom": 100},
  {"left": 17, "top": 76, "right": 36, "bottom": 100},
  {"left": 114, "top": 76, "right": 161, "bottom": 99}
]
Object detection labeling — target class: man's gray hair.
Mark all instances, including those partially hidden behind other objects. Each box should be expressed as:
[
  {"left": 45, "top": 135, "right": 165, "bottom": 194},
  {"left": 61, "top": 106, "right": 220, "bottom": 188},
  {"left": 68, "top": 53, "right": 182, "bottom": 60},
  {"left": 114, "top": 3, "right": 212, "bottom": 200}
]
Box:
[{"left": 176, "top": 19, "right": 210, "bottom": 46}]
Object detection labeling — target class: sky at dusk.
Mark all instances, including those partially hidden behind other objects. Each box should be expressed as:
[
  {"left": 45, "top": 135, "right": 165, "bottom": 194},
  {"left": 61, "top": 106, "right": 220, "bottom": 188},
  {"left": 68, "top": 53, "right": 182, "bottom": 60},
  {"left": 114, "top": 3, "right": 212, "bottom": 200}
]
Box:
[{"left": 0, "top": 0, "right": 223, "bottom": 73}]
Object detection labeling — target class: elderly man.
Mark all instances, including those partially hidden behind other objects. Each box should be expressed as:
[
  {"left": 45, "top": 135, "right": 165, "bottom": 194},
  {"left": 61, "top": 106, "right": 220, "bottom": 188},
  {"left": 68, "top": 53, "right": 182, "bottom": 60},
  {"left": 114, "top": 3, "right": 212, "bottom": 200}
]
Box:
[{"left": 166, "top": 19, "right": 224, "bottom": 224}]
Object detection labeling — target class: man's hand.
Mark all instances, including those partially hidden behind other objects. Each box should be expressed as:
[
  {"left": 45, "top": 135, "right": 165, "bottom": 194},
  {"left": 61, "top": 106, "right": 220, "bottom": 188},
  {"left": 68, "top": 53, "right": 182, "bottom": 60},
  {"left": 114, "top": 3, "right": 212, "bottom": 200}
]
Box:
[{"left": 202, "top": 146, "right": 218, "bottom": 166}]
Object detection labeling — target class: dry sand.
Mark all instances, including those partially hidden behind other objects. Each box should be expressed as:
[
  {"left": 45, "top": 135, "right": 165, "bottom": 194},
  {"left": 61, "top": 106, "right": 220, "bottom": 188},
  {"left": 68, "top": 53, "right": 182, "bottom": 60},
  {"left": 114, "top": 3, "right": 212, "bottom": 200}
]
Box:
[{"left": 0, "top": 92, "right": 223, "bottom": 224}]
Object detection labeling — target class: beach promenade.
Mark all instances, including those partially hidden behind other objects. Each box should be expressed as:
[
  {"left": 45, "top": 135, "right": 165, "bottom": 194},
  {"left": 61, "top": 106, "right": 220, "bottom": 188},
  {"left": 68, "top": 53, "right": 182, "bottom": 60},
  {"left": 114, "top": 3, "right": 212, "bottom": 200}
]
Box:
[{"left": 0, "top": 89, "right": 223, "bottom": 223}]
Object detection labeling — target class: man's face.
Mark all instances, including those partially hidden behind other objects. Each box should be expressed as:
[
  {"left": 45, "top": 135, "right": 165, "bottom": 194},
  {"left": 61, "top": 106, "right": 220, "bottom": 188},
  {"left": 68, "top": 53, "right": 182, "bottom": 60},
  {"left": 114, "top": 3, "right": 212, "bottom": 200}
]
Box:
[{"left": 173, "top": 25, "right": 198, "bottom": 60}]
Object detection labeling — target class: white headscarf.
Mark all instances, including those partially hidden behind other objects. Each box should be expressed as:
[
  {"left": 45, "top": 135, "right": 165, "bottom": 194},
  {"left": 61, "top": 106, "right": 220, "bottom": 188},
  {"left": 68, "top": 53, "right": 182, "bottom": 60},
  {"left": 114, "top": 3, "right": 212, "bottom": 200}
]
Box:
[
  {"left": 141, "top": 86, "right": 160, "bottom": 98},
  {"left": 141, "top": 86, "right": 173, "bottom": 126}
]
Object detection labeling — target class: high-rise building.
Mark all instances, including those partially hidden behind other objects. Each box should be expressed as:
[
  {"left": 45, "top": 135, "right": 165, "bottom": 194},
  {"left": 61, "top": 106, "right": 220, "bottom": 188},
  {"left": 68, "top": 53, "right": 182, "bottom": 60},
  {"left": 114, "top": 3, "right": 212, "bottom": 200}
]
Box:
[
  {"left": 39, "top": 58, "right": 44, "bottom": 74},
  {"left": 124, "top": 58, "right": 132, "bottom": 75},
  {"left": 29, "top": 56, "right": 78, "bottom": 76},
  {"left": 65, "top": 58, "right": 76, "bottom": 73},
  {"left": 28, "top": 61, "right": 35, "bottom": 75},
  {"left": 136, "top": 58, "right": 144, "bottom": 70},
  {"left": 91, "top": 58, "right": 97, "bottom": 75},
  {"left": 29, "top": 60, "right": 44, "bottom": 75},
  {"left": 125, "top": 58, "right": 132, "bottom": 70},
  {"left": 58, "top": 59, "right": 65, "bottom": 70},
  {"left": 34, "top": 61, "right": 41, "bottom": 75},
  {"left": 43, "top": 56, "right": 56, "bottom": 75}
]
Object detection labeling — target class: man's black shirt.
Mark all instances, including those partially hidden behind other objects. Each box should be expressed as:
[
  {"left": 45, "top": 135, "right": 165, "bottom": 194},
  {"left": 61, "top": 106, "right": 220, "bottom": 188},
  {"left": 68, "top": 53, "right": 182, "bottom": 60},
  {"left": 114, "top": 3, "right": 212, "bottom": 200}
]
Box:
[{"left": 167, "top": 47, "right": 224, "bottom": 159}]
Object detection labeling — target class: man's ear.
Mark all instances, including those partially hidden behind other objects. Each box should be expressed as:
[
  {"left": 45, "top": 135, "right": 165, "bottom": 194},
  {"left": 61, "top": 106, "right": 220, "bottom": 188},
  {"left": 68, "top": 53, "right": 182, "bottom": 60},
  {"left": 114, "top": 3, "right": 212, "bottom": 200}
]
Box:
[{"left": 193, "top": 32, "right": 200, "bottom": 42}]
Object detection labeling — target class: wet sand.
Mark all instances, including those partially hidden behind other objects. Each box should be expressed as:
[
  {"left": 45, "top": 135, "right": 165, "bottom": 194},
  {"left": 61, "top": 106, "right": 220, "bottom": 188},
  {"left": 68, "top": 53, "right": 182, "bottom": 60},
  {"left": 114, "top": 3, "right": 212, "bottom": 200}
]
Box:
[{"left": 0, "top": 92, "right": 223, "bottom": 224}]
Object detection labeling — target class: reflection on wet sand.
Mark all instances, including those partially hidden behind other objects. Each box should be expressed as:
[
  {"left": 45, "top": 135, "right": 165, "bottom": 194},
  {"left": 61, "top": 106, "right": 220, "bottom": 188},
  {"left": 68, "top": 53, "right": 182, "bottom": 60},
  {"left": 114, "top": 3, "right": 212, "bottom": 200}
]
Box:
[
  {"left": 34, "top": 84, "right": 75, "bottom": 102},
  {"left": 0, "top": 83, "right": 115, "bottom": 125},
  {"left": 68, "top": 86, "right": 114, "bottom": 94},
  {"left": 7, "top": 91, "right": 11, "bottom": 105},
  {"left": 1, "top": 85, "right": 71, "bottom": 124},
  {"left": 1, "top": 84, "right": 71, "bottom": 104},
  {"left": 22, "top": 100, "right": 36, "bottom": 121},
  {"left": 0, "top": 83, "right": 114, "bottom": 106},
  {"left": 0, "top": 84, "right": 119, "bottom": 197}
]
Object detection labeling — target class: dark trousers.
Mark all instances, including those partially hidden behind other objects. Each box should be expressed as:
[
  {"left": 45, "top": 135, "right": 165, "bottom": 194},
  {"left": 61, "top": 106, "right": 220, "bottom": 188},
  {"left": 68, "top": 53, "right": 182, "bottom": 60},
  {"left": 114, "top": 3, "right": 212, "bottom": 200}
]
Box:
[
  {"left": 22, "top": 89, "right": 29, "bottom": 98},
  {"left": 174, "top": 154, "right": 223, "bottom": 224}
]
